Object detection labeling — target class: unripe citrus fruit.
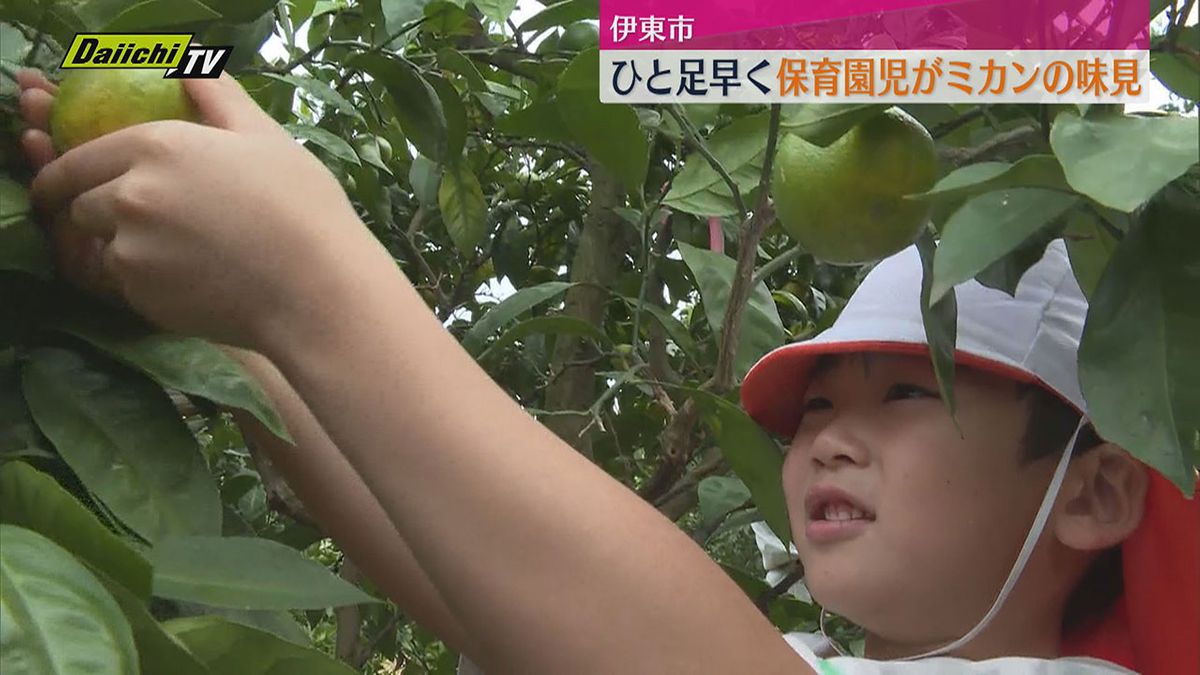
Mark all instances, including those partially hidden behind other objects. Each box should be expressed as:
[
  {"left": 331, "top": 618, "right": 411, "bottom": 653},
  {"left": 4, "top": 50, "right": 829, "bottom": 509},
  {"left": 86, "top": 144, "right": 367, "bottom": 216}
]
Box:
[
  {"left": 50, "top": 69, "right": 199, "bottom": 152},
  {"left": 559, "top": 22, "right": 599, "bottom": 52},
  {"left": 536, "top": 32, "right": 561, "bottom": 54},
  {"left": 771, "top": 107, "right": 937, "bottom": 265}
]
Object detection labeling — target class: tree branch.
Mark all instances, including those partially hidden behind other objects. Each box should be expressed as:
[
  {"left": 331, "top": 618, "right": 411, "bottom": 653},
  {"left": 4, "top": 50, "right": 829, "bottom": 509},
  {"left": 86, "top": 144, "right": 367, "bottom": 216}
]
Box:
[
  {"left": 937, "top": 124, "right": 1040, "bottom": 167},
  {"left": 751, "top": 244, "right": 803, "bottom": 288}
]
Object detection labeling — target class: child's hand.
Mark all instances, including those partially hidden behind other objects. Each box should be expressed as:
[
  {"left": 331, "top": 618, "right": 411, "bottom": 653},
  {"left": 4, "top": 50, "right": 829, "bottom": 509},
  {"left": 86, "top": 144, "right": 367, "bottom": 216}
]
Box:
[{"left": 17, "top": 69, "right": 380, "bottom": 351}]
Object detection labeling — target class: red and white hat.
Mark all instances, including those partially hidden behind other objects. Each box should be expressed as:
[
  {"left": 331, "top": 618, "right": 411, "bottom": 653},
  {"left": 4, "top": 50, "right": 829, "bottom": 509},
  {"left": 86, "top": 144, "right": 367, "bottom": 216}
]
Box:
[{"left": 740, "top": 241, "right": 1199, "bottom": 674}]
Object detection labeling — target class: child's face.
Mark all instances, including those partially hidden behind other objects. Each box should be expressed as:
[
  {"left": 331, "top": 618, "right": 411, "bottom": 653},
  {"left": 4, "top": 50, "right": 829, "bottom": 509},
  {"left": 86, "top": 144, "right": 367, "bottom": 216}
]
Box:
[{"left": 781, "top": 352, "right": 1059, "bottom": 649}]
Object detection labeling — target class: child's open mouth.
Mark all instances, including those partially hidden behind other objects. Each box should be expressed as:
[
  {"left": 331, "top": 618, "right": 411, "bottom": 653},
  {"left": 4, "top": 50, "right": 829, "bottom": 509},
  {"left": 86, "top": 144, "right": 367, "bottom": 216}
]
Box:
[{"left": 804, "top": 485, "right": 876, "bottom": 544}]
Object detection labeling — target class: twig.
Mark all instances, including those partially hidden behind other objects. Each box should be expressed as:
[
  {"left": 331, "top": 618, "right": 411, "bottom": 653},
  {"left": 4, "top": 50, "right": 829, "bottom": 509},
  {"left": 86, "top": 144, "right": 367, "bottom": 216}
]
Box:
[
  {"left": 751, "top": 244, "right": 803, "bottom": 288},
  {"left": 937, "top": 124, "right": 1040, "bottom": 167},
  {"left": 929, "top": 108, "right": 985, "bottom": 139},
  {"left": 665, "top": 105, "right": 749, "bottom": 219},
  {"left": 754, "top": 563, "right": 805, "bottom": 615},
  {"left": 708, "top": 104, "right": 782, "bottom": 391}
]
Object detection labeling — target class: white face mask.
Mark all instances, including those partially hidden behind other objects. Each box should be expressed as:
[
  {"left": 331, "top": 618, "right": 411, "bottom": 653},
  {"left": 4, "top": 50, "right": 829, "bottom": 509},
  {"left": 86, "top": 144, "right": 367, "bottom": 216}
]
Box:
[{"left": 820, "top": 417, "right": 1088, "bottom": 660}]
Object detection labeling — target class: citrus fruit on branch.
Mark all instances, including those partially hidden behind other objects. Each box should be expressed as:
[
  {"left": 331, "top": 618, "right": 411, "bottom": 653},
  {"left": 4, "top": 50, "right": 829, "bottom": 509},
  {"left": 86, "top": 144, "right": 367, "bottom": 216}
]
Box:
[
  {"left": 771, "top": 107, "right": 938, "bottom": 265},
  {"left": 50, "top": 69, "right": 199, "bottom": 152}
]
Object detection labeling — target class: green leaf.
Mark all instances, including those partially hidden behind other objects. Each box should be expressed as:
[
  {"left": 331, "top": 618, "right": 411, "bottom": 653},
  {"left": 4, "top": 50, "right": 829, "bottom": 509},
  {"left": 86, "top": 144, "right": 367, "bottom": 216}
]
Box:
[
  {"left": 438, "top": 158, "right": 488, "bottom": 254},
  {"left": 262, "top": 74, "right": 363, "bottom": 122},
  {"left": 148, "top": 536, "right": 378, "bottom": 610},
  {"left": 0, "top": 462, "right": 153, "bottom": 601},
  {"left": 201, "top": 0, "right": 280, "bottom": 22},
  {"left": 496, "top": 99, "right": 573, "bottom": 143},
  {"left": 89, "top": 566, "right": 210, "bottom": 675},
  {"left": 0, "top": 178, "right": 52, "bottom": 279},
  {"left": 166, "top": 615, "right": 357, "bottom": 675},
  {"left": 1064, "top": 209, "right": 1120, "bottom": 299},
  {"left": 911, "top": 155, "right": 1072, "bottom": 203},
  {"left": 0, "top": 525, "right": 138, "bottom": 675},
  {"left": 48, "top": 307, "right": 290, "bottom": 442},
  {"left": 517, "top": 0, "right": 597, "bottom": 33},
  {"left": 375, "top": 0, "right": 434, "bottom": 41},
  {"left": 461, "top": 281, "right": 575, "bottom": 354},
  {"left": 409, "top": 155, "right": 441, "bottom": 208},
  {"left": 473, "top": 0, "right": 516, "bottom": 24},
  {"left": 1151, "top": 25, "right": 1199, "bottom": 102},
  {"left": 353, "top": 52, "right": 448, "bottom": 162},
  {"left": 1050, "top": 112, "right": 1199, "bottom": 212},
  {"left": 436, "top": 48, "right": 487, "bottom": 91},
  {"left": 21, "top": 346, "right": 222, "bottom": 543},
  {"left": 428, "top": 75, "right": 467, "bottom": 159},
  {"left": 916, "top": 230, "right": 958, "bottom": 419},
  {"left": 930, "top": 188, "right": 1080, "bottom": 303},
  {"left": 698, "top": 475, "right": 752, "bottom": 528},
  {"left": 664, "top": 112, "right": 769, "bottom": 217},
  {"left": 780, "top": 103, "right": 884, "bottom": 146},
  {"left": 174, "top": 602, "right": 312, "bottom": 646},
  {"left": 0, "top": 353, "right": 51, "bottom": 459},
  {"left": 677, "top": 242, "right": 786, "bottom": 382},
  {"left": 81, "top": 0, "right": 221, "bottom": 31},
  {"left": 1078, "top": 196, "right": 1199, "bottom": 494},
  {"left": 557, "top": 49, "right": 649, "bottom": 194},
  {"left": 690, "top": 391, "right": 790, "bottom": 547},
  {"left": 478, "top": 315, "right": 608, "bottom": 362},
  {"left": 284, "top": 123, "right": 360, "bottom": 166}
]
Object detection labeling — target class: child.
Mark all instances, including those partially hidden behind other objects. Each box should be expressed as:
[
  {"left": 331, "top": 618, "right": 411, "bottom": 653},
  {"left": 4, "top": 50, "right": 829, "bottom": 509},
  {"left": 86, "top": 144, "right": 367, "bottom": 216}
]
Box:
[{"left": 16, "top": 71, "right": 1198, "bottom": 674}]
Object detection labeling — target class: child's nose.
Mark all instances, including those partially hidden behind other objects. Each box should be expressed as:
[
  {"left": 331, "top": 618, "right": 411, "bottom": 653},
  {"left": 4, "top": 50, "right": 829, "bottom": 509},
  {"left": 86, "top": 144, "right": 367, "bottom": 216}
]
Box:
[{"left": 806, "top": 424, "right": 870, "bottom": 470}]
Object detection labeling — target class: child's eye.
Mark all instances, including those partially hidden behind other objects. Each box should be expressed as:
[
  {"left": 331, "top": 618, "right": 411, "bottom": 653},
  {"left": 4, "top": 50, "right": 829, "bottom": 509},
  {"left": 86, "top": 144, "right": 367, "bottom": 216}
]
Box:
[
  {"left": 884, "top": 383, "right": 937, "bottom": 401},
  {"left": 801, "top": 397, "right": 833, "bottom": 412}
]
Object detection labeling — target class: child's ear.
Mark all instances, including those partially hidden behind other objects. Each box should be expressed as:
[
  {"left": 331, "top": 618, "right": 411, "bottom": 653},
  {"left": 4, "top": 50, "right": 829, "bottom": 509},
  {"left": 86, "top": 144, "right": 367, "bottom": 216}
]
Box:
[{"left": 1053, "top": 444, "right": 1148, "bottom": 551}]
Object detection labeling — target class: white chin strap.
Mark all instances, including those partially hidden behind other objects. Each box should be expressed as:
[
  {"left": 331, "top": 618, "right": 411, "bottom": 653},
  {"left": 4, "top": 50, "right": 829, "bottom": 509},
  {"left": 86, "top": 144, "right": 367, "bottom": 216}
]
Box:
[{"left": 820, "top": 417, "right": 1087, "bottom": 660}]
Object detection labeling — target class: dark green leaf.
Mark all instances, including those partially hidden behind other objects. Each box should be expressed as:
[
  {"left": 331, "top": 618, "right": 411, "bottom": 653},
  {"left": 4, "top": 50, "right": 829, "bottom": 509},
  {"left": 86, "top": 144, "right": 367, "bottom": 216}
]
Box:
[
  {"left": 0, "top": 351, "right": 51, "bottom": 459},
  {"left": 690, "top": 391, "right": 790, "bottom": 546},
  {"left": 428, "top": 75, "right": 467, "bottom": 159},
  {"left": 557, "top": 49, "right": 649, "bottom": 194},
  {"left": 916, "top": 230, "right": 958, "bottom": 419},
  {"left": 284, "top": 123, "right": 360, "bottom": 165},
  {"left": 0, "top": 178, "right": 52, "bottom": 279},
  {"left": 21, "top": 346, "right": 222, "bottom": 543},
  {"left": 496, "top": 99, "right": 573, "bottom": 143},
  {"left": 911, "top": 155, "right": 1072, "bottom": 203},
  {"left": 353, "top": 52, "right": 448, "bottom": 162},
  {"left": 0, "top": 462, "right": 153, "bottom": 600},
  {"left": 517, "top": 0, "right": 598, "bottom": 33},
  {"left": 201, "top": 0, "right": 280, "bottom": 22},
  {"left": 89, "top": 566, "right": 210, "bottom": 675},
  {"left": 438, "top": 158, "right": 488, "bottom": 254},
  {"left": 664, "top": 112, "right": 768, "bottom": 217},
  {"left": 677, "top": 242, "right": 786, "bottom": 381},
  {"left": 780, "top": 103, "right": 884, "bottom": 146},
  {"left": 48, "top": 308, "right": 290, "bottom": 442},
  {"left": 149, "top": 536, "right": 377, "bottom": 610},
  {"left": 931, "top": 188, "right": 1080, "bottom": 303},
  {"left": 0, "top": 524, "right": 138, "bottom": 675},
  {"left": 1078, "top": 196, "right": 1199, "bottom": 494},
  {"left": 166, "top": 615, "right": 356, "bottom": 675},
  {"left": 1151, "top": 50, "right": 1200, "bottom": 102},
  {"left": 175, "top": 603, "right": 312, "bottom": 646},
  {"left": 974, "top": 231, "right": 1059, "bottom": 297},
  {"left": 262, "top": 74, "right": 363, "bottom": 122},
  {"left": 617, "top": 296, "right": 700, "bottom": 364},
  {"left": 436, "top": 48, "right": 487, "bottom": 91},
  {"left": 1050, "top": 112, "right": 1199, "bottom": 212},
  {"left": 1064, "top": 209, "right": 1120, "bottom": 299},
  {"left": 461, "top": 282, "right": 575, "bottom": 354},
  {"left": 375, "top": 0, "right": 434, "bottom": 41}
]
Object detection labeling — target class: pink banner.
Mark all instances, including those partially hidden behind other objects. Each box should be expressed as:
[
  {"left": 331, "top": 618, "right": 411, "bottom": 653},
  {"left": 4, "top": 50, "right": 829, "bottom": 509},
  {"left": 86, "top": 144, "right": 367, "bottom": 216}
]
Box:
[{"left": 600, "top": 0, "right": 1149, "bottom": 50}]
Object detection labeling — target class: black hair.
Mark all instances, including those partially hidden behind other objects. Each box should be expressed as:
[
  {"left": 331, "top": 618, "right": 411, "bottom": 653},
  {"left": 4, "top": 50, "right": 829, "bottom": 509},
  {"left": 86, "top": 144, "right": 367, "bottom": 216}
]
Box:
[{"left": 1016, "top": 383, "right": 1122, "bottom": 635}]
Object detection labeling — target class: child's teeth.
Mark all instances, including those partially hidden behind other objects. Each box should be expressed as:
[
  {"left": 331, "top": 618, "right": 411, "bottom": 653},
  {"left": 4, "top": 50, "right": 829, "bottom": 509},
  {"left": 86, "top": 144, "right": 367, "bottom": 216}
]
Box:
[{"left": 822, "top": 505, "right": 866, "bottom": 521}]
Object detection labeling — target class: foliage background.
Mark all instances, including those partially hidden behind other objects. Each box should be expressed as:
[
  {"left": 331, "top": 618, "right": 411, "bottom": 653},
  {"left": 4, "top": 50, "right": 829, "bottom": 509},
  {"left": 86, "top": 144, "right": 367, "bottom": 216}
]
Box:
[{"left": 1, "top": 0, "right": 1197, "bottom": 672}]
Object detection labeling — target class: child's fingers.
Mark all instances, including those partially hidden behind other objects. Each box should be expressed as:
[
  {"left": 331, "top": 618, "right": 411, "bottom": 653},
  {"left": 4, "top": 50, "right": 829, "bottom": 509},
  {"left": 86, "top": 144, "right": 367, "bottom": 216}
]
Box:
[
  {"left": 16, "top": 68, "right": 57, "bottom": 94},
  {"left": 182, "top": 73, "right": 288, "bottom": 138},
  {"left": 21, "top": 129, "right": 58, "bottom": 171},
  {"left": 29, "top": 129, "right": 147, "bottom": 228},
  {"left": 19, "top": 87, "right": 54, "bottom": 133}
]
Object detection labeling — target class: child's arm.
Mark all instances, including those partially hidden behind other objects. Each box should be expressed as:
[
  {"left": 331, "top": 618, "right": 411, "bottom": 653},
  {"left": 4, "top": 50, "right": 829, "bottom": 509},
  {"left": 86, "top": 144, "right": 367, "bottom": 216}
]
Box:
[
  {"left": 24, "top": 73, "right": 811, "bottom": 675},
  {"left": 219, "top": 346, "right": 478, "bottom": 661}
]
